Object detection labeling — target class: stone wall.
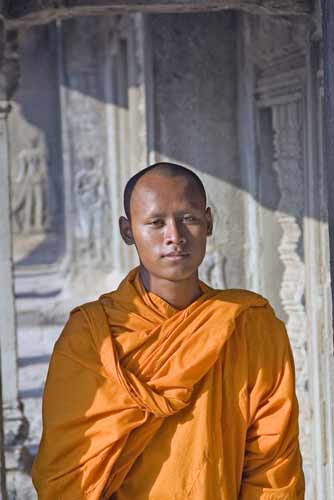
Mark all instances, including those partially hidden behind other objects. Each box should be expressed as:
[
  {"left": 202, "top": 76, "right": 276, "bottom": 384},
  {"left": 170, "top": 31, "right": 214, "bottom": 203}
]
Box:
[{"left": 149, "top": 11, "right": 245, "bottom": 289}]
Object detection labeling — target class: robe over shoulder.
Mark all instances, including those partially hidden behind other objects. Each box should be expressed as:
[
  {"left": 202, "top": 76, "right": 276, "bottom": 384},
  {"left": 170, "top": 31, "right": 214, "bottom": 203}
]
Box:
[{"left": 32, "top": 268, "right": 305, "bottom": 500}]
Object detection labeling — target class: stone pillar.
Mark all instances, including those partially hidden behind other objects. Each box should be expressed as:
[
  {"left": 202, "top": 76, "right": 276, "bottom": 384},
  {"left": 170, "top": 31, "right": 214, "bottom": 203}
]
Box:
[
  {"left": 0, "top": 350, "right": 7, "bottom": 499},
  {"left": 0, "top": 25, "right": 29, "bottom": 498},
  {"left": 0, "top": 21, "right": 9, "bottom": 500},
  {"left": 322, "top": 1, "right": 334, "bottom": 316}
]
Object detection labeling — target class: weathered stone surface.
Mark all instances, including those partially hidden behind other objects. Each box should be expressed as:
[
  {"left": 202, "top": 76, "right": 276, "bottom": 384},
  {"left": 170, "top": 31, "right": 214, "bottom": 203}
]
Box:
[
  {"left": 0, "top": 29, "right": 19, "bottom": 101},
  {"left": 8, "top": 24, "right": 64, "bottom": 270},
  {"left": 0, "top": 353, "right": 7, "bottom": 499},
  {"left": 238, "top": 13, "right": 315, "bottom": 494},
  {"left": 149, "top": 11, "right": 246, "bottom": 289},
  {"left": 322, "top": 0, "right": 334, "bottom": 321},
  {"left": 3, "top": 0, "right": 313, "bottom": 27}
]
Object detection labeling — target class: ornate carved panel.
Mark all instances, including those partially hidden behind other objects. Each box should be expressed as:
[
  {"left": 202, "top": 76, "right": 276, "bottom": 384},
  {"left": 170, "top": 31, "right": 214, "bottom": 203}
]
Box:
[
  {"left": 61, "top": 17, "right": 112, "bottom": 267},
  {"left": 271, "top": 102, "right": 310, "bottom": 464},
  {"left": 8, "top": 24, "right": 65, "bottom": 286},
  {"left": 249, "top": 12, "right": 313, "bottom": 492},
  {"left": 248, "top": 14, "right": 308, "bottom": 68}
]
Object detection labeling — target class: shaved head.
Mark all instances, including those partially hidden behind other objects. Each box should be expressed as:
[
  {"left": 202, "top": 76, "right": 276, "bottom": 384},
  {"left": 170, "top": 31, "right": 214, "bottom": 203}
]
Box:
[{"left": 123, "top": 162, "right": 207, "bottom": 219}]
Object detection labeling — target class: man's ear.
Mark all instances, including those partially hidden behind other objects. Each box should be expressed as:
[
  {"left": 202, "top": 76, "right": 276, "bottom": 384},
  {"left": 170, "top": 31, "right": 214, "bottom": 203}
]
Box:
[
  {"left": 119, "top": 216, "right": 135, "bottom": 245},
  {"left": 205, "top": 207, "right": 213, "bottom": 236}
]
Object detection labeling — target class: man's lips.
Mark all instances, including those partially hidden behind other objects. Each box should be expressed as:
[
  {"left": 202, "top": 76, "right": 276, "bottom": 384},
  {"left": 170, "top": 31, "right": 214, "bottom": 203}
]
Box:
[{"left": 163, "top": 252, "right": 190, "bottom": 259}]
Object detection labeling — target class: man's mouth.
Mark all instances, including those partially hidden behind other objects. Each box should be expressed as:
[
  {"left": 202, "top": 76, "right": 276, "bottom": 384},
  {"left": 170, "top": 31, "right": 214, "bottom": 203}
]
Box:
[{"left": 163, "top": 252, "right": 190, "bottom": 260}]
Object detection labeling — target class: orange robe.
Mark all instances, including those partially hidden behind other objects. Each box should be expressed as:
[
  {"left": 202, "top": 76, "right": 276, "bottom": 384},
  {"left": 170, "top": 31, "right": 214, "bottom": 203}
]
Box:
[{"left": 32, "top": 268, "right": 304, "bottom": 499}]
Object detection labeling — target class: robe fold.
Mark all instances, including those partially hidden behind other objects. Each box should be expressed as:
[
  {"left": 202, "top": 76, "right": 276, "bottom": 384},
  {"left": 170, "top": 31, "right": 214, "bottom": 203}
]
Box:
[{"left": 32, "top": 268, "right": 304, "bottom": 499}]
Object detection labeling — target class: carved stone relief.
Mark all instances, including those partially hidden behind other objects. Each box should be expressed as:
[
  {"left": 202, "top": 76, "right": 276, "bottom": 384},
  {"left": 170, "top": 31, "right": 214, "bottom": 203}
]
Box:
[
  {"left": 247, "top": 13, "right": 308, "bottom": 68},
  {"left": 271, "top": 100, "right": 310, "bottom": 458},
  {"left": 250, "top": 12, "right": 312, "bottom": 491},
  {"left": 199, "top": 246, "right": 226, "bottom": 289},
  {"left": 74, "top": 156, "right": 110, "bottom": 263},
  {"left": 61, "top": 17, "right": 112, "bottom": 268},
  {"left": 9, "top": 24, "right": 64, "bottom": 270},
  {"left": 12, "top": 137, "right": 48, "bottom": 235},
  {"left": 261, "top": 99, "right": 313, "bottom": 494},
  {"left": 199, "top": 199, "right": 227, "bottom": 289}
]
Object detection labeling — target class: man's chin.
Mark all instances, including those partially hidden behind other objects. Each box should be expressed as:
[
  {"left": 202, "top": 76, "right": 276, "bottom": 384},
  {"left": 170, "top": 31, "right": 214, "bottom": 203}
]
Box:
[
  {"left": 157, "top": 267, "right": 198, "bottom": 283},
  {"left": 139, "top": 261, "right": 200, "bottom": 283}
]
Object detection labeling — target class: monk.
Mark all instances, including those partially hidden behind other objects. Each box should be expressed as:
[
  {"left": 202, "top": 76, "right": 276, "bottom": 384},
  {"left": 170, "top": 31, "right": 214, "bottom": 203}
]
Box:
[{"left": 32, "top": 162, "right": 305, "bottom": 499}]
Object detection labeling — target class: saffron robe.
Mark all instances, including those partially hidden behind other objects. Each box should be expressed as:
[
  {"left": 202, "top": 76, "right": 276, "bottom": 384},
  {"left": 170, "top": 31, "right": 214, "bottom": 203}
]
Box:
[{"left": 32, "top": 268, "right": 304, "bottom": 499}]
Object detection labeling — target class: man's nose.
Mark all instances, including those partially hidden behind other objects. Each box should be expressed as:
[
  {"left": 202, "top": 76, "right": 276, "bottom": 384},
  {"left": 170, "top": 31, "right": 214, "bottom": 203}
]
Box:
[{"left": 165, "top": 219, "right": 186, "bottom": 245}]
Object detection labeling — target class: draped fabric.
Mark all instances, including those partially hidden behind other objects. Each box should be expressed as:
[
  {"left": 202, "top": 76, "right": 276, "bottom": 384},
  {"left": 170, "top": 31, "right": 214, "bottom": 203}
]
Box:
[{"left": 32, "top": 268, "right": 304, "bottom": 499}]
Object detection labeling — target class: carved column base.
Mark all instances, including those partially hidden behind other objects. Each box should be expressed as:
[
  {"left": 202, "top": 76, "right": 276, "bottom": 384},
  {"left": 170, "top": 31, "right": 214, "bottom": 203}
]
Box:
[{"left": 3, "top": 401, "right": 34, "bottom": 499}]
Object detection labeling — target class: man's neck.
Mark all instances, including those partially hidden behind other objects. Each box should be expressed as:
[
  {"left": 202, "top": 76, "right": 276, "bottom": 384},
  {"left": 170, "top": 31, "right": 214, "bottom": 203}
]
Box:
[{"left": 139, "top": 267, "right": 202, "bottom": 310}]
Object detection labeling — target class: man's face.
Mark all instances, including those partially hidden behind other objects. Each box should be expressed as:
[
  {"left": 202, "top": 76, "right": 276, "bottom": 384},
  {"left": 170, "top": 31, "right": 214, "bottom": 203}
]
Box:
[{"left": 120, "top": 173, "right": 212, "bottom": 283}]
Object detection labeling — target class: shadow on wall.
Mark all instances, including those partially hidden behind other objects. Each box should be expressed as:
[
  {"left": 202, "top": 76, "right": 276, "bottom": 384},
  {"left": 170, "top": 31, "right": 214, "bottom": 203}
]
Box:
[{"left": 9, "top": 23, "right": 64, "bottom": 267}]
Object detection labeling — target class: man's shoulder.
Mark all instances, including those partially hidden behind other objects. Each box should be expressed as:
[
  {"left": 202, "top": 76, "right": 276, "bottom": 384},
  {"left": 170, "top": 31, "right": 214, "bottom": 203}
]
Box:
[
  {"left": 213, "top": 288, "right": 268, "bottom": 309},
  {"left": 220, "top": 291, "right": 288, "bottom": 347},
  {"left": 69, "top": 289, "right": 116, "bottom": 320},
  {"left": 55, "top": 297, "right": 111, "bottom": 355},
  {"left": 70, "top": 298, "right": 105, "bottom": 317}
]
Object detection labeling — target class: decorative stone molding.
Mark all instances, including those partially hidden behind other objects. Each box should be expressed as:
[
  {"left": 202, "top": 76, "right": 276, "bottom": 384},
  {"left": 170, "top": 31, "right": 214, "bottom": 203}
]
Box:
[
  {"left": 272, "top": 100, "right": 307, "bottom": 398},
  {"left": 248, "top": 14, "right": 308, "bottom": 69},
  {"left": 3, "top": 1, "right": 313, "bottom": 28},
  {"left": 106, "top": 14, "right": 148, "bottom": 271},
  {"left": 266, "top": 96, "right": 312, "bottom": 492},
  {"left": 251, "top": 14, "right": 313, "bottom": 488}
]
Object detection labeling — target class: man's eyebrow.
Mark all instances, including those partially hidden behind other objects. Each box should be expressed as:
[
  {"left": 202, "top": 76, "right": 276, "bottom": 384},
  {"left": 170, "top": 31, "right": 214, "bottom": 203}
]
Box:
[
  {"left": 144, "top": 208, "right": 201, "bottom": 218},
  {"left": 144, "top": 212, "right": 166, "bottom": 218}
]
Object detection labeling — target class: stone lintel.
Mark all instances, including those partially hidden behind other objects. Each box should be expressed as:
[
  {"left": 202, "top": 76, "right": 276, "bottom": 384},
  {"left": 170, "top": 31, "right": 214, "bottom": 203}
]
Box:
[{"left": 4, "top": 1, "right": 313, "bottom": 27}]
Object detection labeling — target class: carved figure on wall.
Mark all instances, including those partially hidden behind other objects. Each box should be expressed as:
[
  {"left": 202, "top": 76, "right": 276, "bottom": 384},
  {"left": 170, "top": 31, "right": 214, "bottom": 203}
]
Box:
[
  {"left": 200, "top": 246, "right": 226, "bottom": 289},
  {"left": 75, "top": 156, "right": 109, "bottom": 262},
  {"left": 12, "top": 137, "right": 48, "bottom": 234}
]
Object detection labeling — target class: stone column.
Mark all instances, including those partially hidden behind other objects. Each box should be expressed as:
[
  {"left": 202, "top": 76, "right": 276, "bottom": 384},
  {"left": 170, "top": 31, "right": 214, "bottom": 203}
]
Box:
[
  {"left": 0, "top": 350, "right": 7, "bottom": 499},
  {"left": 0, "top": 25, "right": 29, "bottom": 498},
  {"left": 0, "top": 20, "right": 9, "bottom": 500},
  {"left": 321, "top": 0, "right": 334, "bottom": 315}
]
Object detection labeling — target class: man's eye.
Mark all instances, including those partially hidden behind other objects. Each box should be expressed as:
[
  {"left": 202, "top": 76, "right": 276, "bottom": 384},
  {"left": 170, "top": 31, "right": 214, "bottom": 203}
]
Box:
[
  {"left": 150, "top": 219, "right": 164, "bottom": 226},
  {"left": 183, "top": 215, "right": 196, "bottom": 222}
]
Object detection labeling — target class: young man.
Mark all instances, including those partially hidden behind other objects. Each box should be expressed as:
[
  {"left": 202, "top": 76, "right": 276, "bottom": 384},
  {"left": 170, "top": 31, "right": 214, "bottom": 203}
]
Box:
[{"left": 33, "top": 162, "right": 305, "bottom": 499}]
